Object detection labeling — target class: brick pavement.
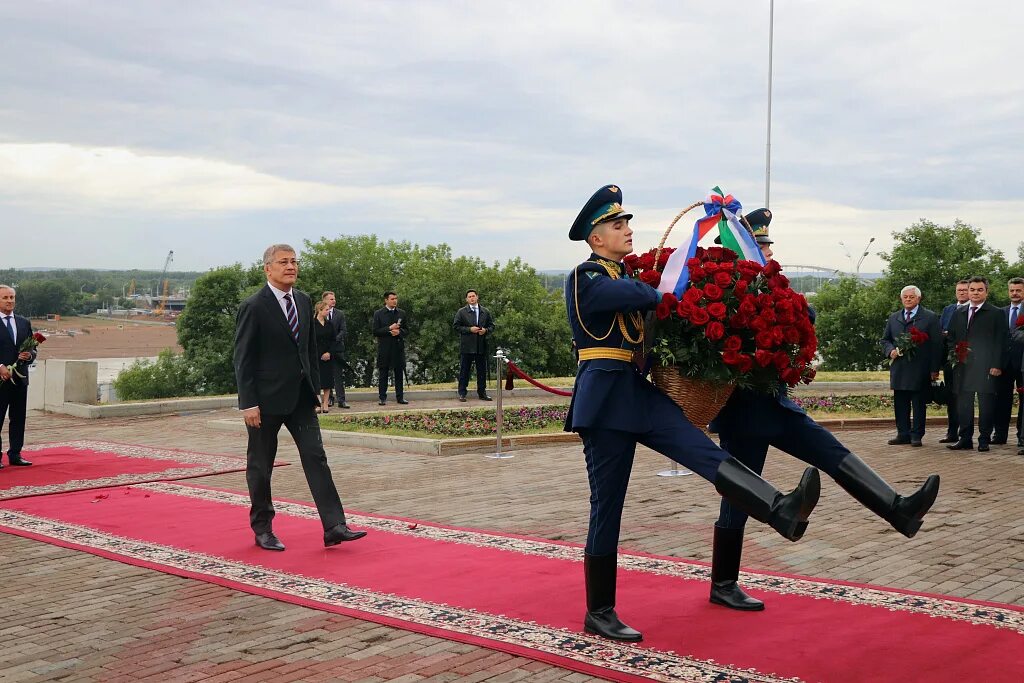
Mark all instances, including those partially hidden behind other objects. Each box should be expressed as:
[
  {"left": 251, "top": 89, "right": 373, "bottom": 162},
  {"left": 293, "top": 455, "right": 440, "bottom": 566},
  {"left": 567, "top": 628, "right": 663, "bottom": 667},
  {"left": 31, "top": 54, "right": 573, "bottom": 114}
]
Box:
[{"left": 1, "top": 403, "right": 1022, "bottom": 682}]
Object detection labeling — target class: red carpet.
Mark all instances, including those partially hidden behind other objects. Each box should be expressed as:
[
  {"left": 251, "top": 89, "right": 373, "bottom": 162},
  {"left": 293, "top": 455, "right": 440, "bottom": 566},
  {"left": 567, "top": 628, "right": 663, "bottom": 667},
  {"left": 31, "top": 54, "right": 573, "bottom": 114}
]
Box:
[
  {"left": 0, "top": 441, "right": 258, "bottom": 500},
  {"left": 1, "top": 482, "right": 1020, "bottom": 683}
]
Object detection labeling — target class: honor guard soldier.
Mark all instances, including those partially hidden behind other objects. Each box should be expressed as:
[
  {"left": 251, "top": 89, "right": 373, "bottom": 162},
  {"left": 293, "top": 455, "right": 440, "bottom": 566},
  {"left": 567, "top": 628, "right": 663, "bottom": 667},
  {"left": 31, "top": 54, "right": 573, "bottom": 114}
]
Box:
[
  {"left": 565, "top": 185, "right": 822, "bottom": 643},
  {"left": 706, "top": 209, "right": 940, "bottom": 612}
]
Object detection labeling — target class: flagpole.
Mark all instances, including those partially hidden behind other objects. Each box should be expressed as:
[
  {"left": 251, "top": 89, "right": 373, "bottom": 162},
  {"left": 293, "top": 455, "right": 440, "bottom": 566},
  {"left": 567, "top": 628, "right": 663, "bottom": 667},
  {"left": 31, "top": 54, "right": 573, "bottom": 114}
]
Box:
[{"left": 765, "top": 0, "right": 775, "bottom": 209}]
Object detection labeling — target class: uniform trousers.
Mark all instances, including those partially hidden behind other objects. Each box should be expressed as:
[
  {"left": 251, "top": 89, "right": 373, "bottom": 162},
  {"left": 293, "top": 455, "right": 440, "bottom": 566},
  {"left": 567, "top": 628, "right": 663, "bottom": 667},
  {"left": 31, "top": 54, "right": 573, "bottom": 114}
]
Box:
[
  {"left": 245, "top": 396, "right": 345, "bottom": 534},
  {"left": 578, "top": 389, "right": 729, "bottom": 556},
  {"left": 716, "top": 409, "right": 850, "bottom": 530}
]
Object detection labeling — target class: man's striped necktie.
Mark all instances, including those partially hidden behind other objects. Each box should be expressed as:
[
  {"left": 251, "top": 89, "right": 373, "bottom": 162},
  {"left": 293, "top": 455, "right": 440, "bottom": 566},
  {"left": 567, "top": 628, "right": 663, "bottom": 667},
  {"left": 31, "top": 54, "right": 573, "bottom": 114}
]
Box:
[{"left": 283, "top": 293, "right": 299, "bottom": 342}]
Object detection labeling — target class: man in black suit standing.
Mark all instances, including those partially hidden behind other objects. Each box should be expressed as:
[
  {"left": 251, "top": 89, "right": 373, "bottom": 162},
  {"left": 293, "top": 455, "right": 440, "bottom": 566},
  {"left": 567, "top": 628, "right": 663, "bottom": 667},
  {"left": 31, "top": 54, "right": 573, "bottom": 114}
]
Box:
[
  {"left": 946, "top": 276, "right": 1008, "bottom": 452},
  {"left": 991, "top": 277, "right": 1023, "bottom": 447},
  {"left": 939, "top": 280, "right": 970, "bottom": 443},
  {"left": 234, "top": 245, "right": 366, "bottom": 551},
  {"left": 372, "top": 292, "right": 409, "bottom": 406},
  {"left": 881, "top": 285, "right": 943, "bottom": 446},
  {"left": 0, "top": 285, "right": 36, "bottom": 468},
  {"left": 453, "top": 289, "right": 494, "bottom": 402},
  {"left": 321, "top": 291, "right": 350, "bottom": 409}
]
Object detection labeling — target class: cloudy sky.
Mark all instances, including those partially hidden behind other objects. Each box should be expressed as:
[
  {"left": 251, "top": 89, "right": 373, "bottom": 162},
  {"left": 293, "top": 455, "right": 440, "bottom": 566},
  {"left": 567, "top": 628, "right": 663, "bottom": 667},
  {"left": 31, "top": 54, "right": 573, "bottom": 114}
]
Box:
[{"left": 1, "top": 1, "right": 1021, "bottom": 274}]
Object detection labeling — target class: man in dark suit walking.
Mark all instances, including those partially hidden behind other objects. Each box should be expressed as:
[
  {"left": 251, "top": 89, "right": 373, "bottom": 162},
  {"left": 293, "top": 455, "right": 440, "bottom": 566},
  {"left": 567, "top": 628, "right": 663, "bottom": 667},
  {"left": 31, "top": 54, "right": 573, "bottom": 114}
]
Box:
[
  {"left": 939, "top": 280, "right": 971, "bottom": 442},
  {"left": 0, "top": 285, "right": 36, "bottom": 468},
  {"left": 321, "top": 291, "right": 349, "bottom": 409},
  {"left": 991, "top": 277, "right": 1023, "bottom": 446},
  {"left": 234, "top": 245, "right": 367, "bottom": 551},
  {"left": 946, "top": 276, "right": 1008, "bottom": 452},
  {"left": 881, "top": 285, "right": 944, "bottom": 446},
  {"left": 453, "top": 289, "right": 494, "bottom": 402},
  {"left": 372, "top": 292, "right": 409, "bottom": 406}
]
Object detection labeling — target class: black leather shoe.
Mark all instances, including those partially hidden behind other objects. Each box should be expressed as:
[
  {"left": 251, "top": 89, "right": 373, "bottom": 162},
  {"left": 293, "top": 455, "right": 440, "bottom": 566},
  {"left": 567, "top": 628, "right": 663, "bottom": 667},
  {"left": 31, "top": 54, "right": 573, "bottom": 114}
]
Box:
[
  {"left": 458, "top": 395, "right": 467, "bottom": 402},
  {"left": 396, "top": 399, "right": 409, "bottom": 405},
  {"left": 378, "top": 400, "right": 386, "bottom": 406},
  {"left": 938, "top": 436, "right": 958, "bottom": 443},
  {"left": 989, "top": 439, "right": 1007, "bottom": 445},
  {"left": 1018, "top": 447, "right": 1024, "bottom": 456},
  {"left": 478, "top": 395, "right": 493, "bottom": 401},
  {"left": 946, "top": 441, "right": 973, "bottom": 450},
  {"left": 255, "top": 532, "right": 285, "bottom": 551},
  {"left": 7, "top": 456, "right": 32, "bottom": 466},
  {"left": 910, "top": 440, "right": 923, "bottom": 447},
  {"left": 977, "top": 443, "right": 990, "bottom": 452},
  {"left": 340, "top": 401, "right": 350, "bottom": 409},
  {"left": 584, "top": 607, "right": 643, "bottom": 642},
  {"left": 887, "top": 438, "right": 911, "bottom": 445},
  {"left": 324, "top": 523, "right": 367, "bottom": 546}
]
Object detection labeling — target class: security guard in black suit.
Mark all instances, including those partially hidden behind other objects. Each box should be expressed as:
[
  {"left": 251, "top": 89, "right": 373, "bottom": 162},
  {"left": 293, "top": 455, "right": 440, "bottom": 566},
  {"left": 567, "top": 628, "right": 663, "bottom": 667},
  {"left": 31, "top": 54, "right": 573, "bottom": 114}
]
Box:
[
  {"left": 707, "top": 211, "right": 940, "bottom": 612},
  {"left": 565, "top": 185, "right": 822, "bottom": 643}
]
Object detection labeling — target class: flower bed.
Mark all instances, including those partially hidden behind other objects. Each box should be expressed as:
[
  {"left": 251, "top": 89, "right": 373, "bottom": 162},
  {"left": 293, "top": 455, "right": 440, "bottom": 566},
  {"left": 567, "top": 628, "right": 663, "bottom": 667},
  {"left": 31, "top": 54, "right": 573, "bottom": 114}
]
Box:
[{"left": 323, "top": 406, "right": 570, "bottom": 438}]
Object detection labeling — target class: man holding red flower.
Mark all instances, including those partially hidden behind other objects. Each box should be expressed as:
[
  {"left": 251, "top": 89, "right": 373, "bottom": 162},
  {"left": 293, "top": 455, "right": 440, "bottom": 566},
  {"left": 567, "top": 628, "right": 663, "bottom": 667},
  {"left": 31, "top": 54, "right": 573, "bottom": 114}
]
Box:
[
  {"left": 565, "top": 186, "right": 822, "bottom": 643},
  {"left": 0, "top": 285, "right": 37, "bottom": 468},
  {"left": 880, "top": 285, "right": 943, "bottom": 446}
]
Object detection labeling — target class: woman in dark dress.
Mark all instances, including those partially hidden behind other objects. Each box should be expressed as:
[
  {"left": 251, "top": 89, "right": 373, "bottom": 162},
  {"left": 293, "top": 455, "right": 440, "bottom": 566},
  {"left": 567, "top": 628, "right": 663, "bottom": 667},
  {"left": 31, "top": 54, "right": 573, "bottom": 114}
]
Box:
[{"left": 314, "top": 300, "right": 335, "bottom": 413}]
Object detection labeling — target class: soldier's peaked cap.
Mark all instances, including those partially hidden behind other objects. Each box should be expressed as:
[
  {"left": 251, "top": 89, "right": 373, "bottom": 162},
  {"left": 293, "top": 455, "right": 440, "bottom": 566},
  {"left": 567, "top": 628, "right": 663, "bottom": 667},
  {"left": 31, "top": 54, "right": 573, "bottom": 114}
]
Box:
[
  {"left": 745, "top": 208, "right": 773, "bottom": 245},
  {"left": 569, "top": 185, "right": 633, "bottom": 241}
]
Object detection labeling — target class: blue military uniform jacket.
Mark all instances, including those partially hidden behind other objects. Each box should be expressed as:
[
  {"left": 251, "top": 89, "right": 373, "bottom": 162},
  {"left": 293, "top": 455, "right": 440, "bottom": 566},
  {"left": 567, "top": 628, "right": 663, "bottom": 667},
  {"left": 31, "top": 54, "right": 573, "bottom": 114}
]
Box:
[{"left": 564, "top": 254, "right": 660, "bottom": 434}]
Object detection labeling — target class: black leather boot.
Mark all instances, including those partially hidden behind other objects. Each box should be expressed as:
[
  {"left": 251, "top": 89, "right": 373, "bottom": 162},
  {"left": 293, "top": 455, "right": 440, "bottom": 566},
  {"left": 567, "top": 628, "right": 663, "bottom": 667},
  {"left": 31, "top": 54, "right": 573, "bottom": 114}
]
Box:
[
  {"left": 833, "top": 454, "right": 939, "bottom": 538},
  {"left": 583, "top": 552, "right": 642, "bottom": 642},
  {"left": 714, "top": 458, "right": 820, "bottom": 541},
  {"left": 709, "top": 526, "right": 764, "bottom": 611}
]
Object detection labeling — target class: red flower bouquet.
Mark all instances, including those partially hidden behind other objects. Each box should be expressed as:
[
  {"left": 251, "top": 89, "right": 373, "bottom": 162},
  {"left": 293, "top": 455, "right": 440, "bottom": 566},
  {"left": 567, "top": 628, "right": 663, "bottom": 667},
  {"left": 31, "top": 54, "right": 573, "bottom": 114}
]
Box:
[
  {"left": 888, "top": 325, "right": 929, "bottom": 365},
  {"left": 4, "top": 331, "right": 46, "bottom": 384},
  {"left": 949, "top": 340, "right": 970, "bottom": 367},
  {"left": 629, "top": 245, "right": 817, "bottom": 396}
]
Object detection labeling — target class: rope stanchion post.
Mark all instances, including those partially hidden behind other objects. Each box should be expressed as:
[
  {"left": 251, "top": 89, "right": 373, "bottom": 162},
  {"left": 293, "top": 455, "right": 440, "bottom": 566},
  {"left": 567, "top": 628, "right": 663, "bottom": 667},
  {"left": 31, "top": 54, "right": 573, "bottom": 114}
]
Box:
[
  {"left": 657, "top": 458, "right": 693, "bottom": 477},
  {"left": 486, "top": 349, "right": 513, "bottom": 460}
]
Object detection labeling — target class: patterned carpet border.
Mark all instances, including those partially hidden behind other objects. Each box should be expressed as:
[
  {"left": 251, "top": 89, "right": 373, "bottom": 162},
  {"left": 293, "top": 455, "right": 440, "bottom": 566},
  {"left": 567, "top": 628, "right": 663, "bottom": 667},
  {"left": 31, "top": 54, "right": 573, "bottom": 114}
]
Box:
[
  {"left": 0, "top": 441, "right": 250, "bottom": 500},
  {"left": 0, "top": 507, "right": 795, "bottom": 683},
  {"left": 140, "top": 482, "right": 1024, "bottom": 634}
]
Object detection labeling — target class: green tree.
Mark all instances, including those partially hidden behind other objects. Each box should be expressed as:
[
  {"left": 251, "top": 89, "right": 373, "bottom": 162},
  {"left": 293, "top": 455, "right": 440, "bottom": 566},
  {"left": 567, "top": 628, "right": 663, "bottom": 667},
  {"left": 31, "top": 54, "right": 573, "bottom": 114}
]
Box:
[
  {"left": 12, "top": 280, "right": 72, "bottom": 316},
  {"left": 175, "top": 264, "right": 254, "bottom": 394},
  {"left": 875, "top": 219, "right": 1009, "bottom": 308},
  {"left": 810, "top": 277, "right": 891, "bottom": 371}
]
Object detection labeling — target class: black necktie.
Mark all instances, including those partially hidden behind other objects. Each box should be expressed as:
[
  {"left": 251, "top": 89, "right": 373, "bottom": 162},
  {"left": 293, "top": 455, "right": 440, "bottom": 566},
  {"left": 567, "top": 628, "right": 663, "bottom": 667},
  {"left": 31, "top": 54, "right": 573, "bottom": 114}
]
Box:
[
  {"left": 4, "top": 316, "right": 14, "bottom": 344},
  {"left": 968, "top": 306, "right": 978, "bottom": 328}
]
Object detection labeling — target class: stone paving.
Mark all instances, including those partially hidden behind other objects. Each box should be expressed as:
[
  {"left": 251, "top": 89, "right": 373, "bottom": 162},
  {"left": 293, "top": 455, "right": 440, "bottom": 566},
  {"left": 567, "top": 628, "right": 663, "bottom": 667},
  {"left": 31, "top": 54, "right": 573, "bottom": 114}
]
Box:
[{"left": 1, "top": 402, "right": 1022, "bottom": 682}]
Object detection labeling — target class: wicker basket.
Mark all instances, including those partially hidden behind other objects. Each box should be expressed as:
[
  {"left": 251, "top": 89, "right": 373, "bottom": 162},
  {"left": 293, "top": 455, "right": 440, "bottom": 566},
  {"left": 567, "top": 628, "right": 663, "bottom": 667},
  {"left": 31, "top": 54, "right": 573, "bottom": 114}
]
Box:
[{"left": 650, "top": 365, "right": 735, "bottom": 428}]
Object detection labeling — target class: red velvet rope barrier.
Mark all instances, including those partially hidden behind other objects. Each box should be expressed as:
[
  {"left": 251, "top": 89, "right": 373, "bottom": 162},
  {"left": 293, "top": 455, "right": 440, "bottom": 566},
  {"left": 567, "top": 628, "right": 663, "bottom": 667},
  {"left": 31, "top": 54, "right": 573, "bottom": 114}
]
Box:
[{"left": 504, "top": 361, "right": 573, "bottom": 397}]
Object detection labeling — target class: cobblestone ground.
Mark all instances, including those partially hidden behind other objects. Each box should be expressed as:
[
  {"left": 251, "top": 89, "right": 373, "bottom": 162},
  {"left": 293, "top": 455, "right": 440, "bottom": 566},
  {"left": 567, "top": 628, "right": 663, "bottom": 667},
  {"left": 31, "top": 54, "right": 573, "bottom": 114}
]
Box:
[{"left": 1, "top": 404, "right": 1022, "bottom": 682}]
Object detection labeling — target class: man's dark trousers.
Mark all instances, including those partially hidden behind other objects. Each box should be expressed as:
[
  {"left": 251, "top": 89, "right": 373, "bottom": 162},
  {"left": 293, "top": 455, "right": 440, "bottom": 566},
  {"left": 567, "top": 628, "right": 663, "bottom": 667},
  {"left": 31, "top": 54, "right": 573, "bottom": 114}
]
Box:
[
  {"left": 458, "top": 353, "right": 488, "bottom": 398},
  {"left": 0, "top": 382, "right": 28, "bottom": 458},
  {"left": 331, "top": 356, "right": 347, "bottom": 404},
  {"left": 246, "top": 394, "right": 345, "bottom": 534},
  {"left": 992, "top": 372, "right": 1022, "bottom": 444},
  {"left": 377, "top": 350, "right": 404, "bottom": 401},
  {"left": 957, "top": 390, "right": 996, "bottom": 446},
  {"left": 894, "top": 389, "right": 927, "bottom": 441}
]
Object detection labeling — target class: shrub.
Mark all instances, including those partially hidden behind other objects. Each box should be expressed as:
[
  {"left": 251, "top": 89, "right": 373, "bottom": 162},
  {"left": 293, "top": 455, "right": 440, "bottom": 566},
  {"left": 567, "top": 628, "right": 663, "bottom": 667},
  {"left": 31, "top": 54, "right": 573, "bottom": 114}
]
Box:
[{"left": 112, "top": 350, "right": 200, "bottom": 400}]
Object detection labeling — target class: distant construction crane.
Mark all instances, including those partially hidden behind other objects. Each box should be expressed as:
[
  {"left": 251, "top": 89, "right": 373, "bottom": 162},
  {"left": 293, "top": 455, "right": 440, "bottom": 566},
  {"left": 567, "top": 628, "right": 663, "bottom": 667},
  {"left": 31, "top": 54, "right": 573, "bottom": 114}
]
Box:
[{"left": 153, "top": 250, "right": 174, "bottom": 316}]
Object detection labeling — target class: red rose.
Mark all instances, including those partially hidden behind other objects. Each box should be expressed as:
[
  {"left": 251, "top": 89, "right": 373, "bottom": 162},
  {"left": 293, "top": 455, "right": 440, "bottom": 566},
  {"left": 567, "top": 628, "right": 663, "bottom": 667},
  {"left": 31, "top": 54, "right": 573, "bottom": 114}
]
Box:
[
  {"left": 766, "top": 274, "right": 790, "bottom": 290},
  {"left": 1016, "top": 314, "right": 1024, "bottom": 328},
  {"left": 703, "top": 283, "right": 724, "bottom": 301},
  {"left": 657, "top": 249, "right": 673, "bottom": 267},
  {"left": 759, "top": 309, "right": 777, "bottom": 325},
  {"left": 772, "top": 327, "right": 785, "bottom": 345},
  {"left": 756, "top": 293, "right": 774, "bottom": 308},
  {"left": 637, "top": 253, "right": 656, "bottom": 270},
  {"left": 689, "top": 266, "right": 707, "bottom": 281},
  {"left": 661, "top": 292, "right": 678, "bottom": 308},
  {"left": 754, "top": 349, "right": 774, "bottom": 367},
  {"left": 706, "top": 246, "right": 725, "bottom": 261},
  {"left": 728, "top": 313, "right": 749, "bottom": 329},
  {"left": 773, "top": 350, "right": 791, "bottom": 370},
  {"left": 623, "top": 254, "right": 640, "bottom": 271},
  {"left": 703, "top": 261, "right": 720, "bottom": 274},
  {"left": 737, "top": 354, "right": 754, "bottom": 373},
  {"left": 655, "top": 302, "right": 671, "bottom": 320},
  {"left": 721, "top": 248, "right": 738, "bottom": 261},
  {"left": 723, "top": 335, "right": 742, "bottom": 352},
  {"left": 707, "top": 301, "right": 727, "bottom": 319},
  {"left": 782, "top": 367, "right": 802, "bottom": 385},
  {"left": 686, "top": 257, "right": 702, "bottom": 269},
  {"left": 714, "top": 271, "right": 733, "bottom": 287},
  {"left": 763, "top": 259, "right": 782, "bottom": 276},
  {"left": 639, "top": 270, "right": 661, "bottom": 287},
  {"left": 749, "top": 316, "right": 769, "bottom": 332},
  {"left": 802, "top": 367, "right": 817, "bottom": 384},
  {"left": 689, "top": 307, "right": 711, "bottom": 325},
  {"left": 705, "top": 321, "right": 726, "bottom": 341},
  {"left": 722, "top": 349, "right": 742, "bottom": 366},
  {"left": 737, "top": 260, "right": 763, "bottom": 275},
  {"left": 676, "top": 301, "right": 694, "bottom": 318},
  {"left": 783, "top": 326, "right": 801, "bottom": 344},
  {"left": 683, "top": 287, "right": 703, "bottom": 304},
  {"left": 755, "top": 330, "right": 775, "bottom": 349},
  {"left": 739, "top": 296, "right": 757, "bottom": 315},
  {"left": 694, "top": 246, "right": 707, "bottom": 259},
  {"left": 33, "top": 332, "right": 47, "bottom": 343}
]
